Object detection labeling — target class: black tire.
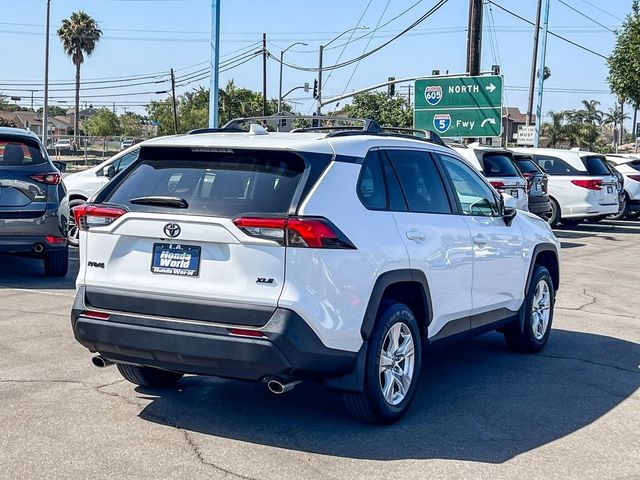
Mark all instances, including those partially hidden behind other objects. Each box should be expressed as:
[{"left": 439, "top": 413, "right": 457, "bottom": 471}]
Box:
[
  {"left": 67, "top": 199, "right": 86, "bottom": 247},
  {"left": 504, "top": 265, "right": 555, "bottom": 353},
  {"left": 117, "top": 364, "right": 184, "bottom": 388},
  {"left": 548, "top": 197, "right": 561, "bottom": 228},
  {"left": 44, "top": 248, "right": 69, "bottom": 277},
  {"left": 585, "top": 215, "right": 608, "bottom": 223},
  {"left": 608, "top": 194, "right": 629, "bottom": 220},
  {"left": 628, "top": 210, "right": 640, "bottom": 219},
  {"left": 343, "top": 303, "right": 422, "bottom": 424}
]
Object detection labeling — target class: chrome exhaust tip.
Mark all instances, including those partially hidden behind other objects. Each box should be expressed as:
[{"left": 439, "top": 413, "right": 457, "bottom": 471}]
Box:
[
  {"left": 34, "top": 243, "right": 44, "bottom": 254},
  {"left": 91, "top": 355, "right": 114, "bottom": 368},
  {"left": 267, "top": 379, "right": 301, "bottom": 395}
]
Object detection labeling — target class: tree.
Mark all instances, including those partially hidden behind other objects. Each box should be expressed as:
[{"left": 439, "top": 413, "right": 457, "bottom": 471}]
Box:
[
  {"left": 83, "top": 108, "right": 121, "bottom": 136},
  {"left": 57, "top": 11, "right": 102, "bottom": 141},
  {"left": 37, "top": 105, "right": 67, "bottom": 117},
  {"left": 602, "top": 106, "right": 630, "bottom": 146},
  {"left": 609, "top": 1, "right": 640, "bottom": 139},
  {"left": 542, "top": 111, "right": 566, "bottom": 148},
  {"left": 0, "top": 116, "right": 16, "bottom": 128},
  {"left": 343, "top": 92, "right": 412, "bottom": 128},
  {"left": 119, "top": 112, "right": 145, "bottom": 137},
  {"left": 578, "top": 99, "right": 603, "bottom": 125},
  {"left": 146, "top": 98, "right": 174, "bottom": 136}
]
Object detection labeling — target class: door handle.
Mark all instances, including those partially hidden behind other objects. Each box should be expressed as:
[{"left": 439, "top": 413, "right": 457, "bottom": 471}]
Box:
[
  {"left": 406, "top": 229, "right": 425, "bottom": 242},
  {"left": 473, "top": 234, "right": 488, "bottom": 246}
]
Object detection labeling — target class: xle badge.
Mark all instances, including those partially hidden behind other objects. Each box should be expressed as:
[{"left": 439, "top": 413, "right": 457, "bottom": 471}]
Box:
[{"left": 256, "top": 278, "right": 275, "bottom": 285}]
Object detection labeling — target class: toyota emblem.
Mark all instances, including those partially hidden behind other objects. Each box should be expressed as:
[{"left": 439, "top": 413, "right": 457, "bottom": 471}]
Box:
[{"left": 163, "top": 223, "right": 181, "bottom": 238}]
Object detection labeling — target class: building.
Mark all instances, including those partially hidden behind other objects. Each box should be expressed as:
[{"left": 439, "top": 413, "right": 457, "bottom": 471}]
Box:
[{"left": 502, "top": 107, "right": 536, "bottom": 145}]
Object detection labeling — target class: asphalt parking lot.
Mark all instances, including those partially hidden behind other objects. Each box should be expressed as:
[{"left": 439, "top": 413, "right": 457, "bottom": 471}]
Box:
[{"left": 1, "top": 221, "right": 639, "bottom": 480}]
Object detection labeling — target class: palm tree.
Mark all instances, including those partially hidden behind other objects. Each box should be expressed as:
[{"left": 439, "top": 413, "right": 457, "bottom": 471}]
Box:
[
  {"left": 57, "top": 11, "right": 102, "bottom": 140},
  {"left": 542, "top": 111, "right": 566, "bottom": 147},
  {"left": 579, "top": 99, "right": 603, "bottom": 125},
  {"left": 603, "top": 106, "right": 630, "bottom": 147}
]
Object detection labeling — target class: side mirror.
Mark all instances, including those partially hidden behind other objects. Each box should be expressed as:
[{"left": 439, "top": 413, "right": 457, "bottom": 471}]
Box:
[
  {"left": 52, "top": 161, "right": 67, "bottom": 173},
  {"left": 500, "top": 192, "right": 518, "bottom": 226},
  {"left": 103, "top": 164, "right": 116, "bottom": 179}
]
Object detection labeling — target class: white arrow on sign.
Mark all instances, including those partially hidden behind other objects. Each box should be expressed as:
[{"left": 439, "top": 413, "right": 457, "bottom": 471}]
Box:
[
  {"left": 480, "top": 118, "right": 497, "bottom": 128},
  {"left": 485, "top": 83, "right": 496, "bottom": 93}
]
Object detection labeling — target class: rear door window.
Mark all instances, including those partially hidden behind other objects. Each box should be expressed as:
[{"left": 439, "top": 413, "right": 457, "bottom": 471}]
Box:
[
  {"left": 103, "top": 147, "right": 316, "bottom": 217},
  {"left": 533, "top": 155, "right": 582, "bottom": 175},
  {"left": 480, "top": 152, "right": 520, "bottom": 177},
  {"left": 384, "top": 149, "right": 451, "bottom": 214},
  {"left": 357, "top": 151, "right": 387, "bottom": 210},
  {"left": 581, "top": 155, "right": 612, "bottom": 176},
  {"left": 0, "top": 136, "right": 47, "bottom": 167}
]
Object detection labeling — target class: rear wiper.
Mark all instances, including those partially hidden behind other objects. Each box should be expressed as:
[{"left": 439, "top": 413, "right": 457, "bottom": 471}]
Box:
[{"left": 129, "top": 196, "right": 189, "bottom": 208}]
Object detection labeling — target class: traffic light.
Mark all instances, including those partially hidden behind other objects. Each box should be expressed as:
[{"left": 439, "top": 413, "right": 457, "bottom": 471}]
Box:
[
  {"left": 313, "top": 79, "right": 319, "bottom": 99},
  {"left": 387, "top": 77, "right": 396, "bottom": 97}
]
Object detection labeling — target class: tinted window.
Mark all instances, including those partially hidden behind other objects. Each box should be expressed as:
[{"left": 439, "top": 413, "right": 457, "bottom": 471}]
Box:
[
  {"left": 105, "top": 147, "right": 308, "bottom": 217},
  {"left": 0, "top": 136, "right": 47, "bottom": 167},
  {"left": 629, "top": 161, "right": 640, "bottom": 172},
  {"left": 115, "top": 149, "right": 140, "bottom": 173},
  {"left": 440, "top": 154, "right": 500, "bottom": 216},
  {"left": 533, "top": 155, "right": 582, "bottom": 175},
  {"left": 385, "top": 150, "right": 451, "bottom": 214},
  {"left": 382, "top": 159, "right": 408, "bottom": 211},
  {"left": 480, "top": 152, "right": 520, "bottom": 177},
  {"left": 513, "top": 156, "right": 542, "bottom": 175},
  {"left": 357, "top": 151, "right": 387, "bottom": 210},
  {"left": 581, "top": 155, "right": 611, "bottom": 176}
]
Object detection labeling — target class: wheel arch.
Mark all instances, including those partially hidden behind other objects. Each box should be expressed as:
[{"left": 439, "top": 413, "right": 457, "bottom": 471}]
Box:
[{"left": 526, "top": 243, "right": 560, "bottom": 293}]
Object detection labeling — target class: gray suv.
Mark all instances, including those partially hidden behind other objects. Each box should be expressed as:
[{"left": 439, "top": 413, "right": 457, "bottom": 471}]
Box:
[{"left": 0, "top": 127, "right": 69, "bottom": 276}]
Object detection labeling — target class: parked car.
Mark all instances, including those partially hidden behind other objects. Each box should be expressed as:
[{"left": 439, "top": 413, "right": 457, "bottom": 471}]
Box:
[
  {"left": 605, "top": 154, "right": 640, "bottom": 220},
  {"left": 63, "top": 144, "right": 141, "bottom": 245},
  {"left": 54, "top": 138, "right": 72, "bottom": 150},
  {"left": 449, "top": 144, "right": 529, "bottom": 211},
  {"left": 0, "top": 127, "right": 69, "bottom": 276},
  {"left": 120, "top": 138, "right": 135, "bottom": 150},
  {"left": 70, "top": 118, "right": 559, "bottom": 424},
  {"left": 512, "top": 153, "right": 552, "bottom": 220},
  {"left": 510, "top": 148, "right": 619, "bottom": 227}
]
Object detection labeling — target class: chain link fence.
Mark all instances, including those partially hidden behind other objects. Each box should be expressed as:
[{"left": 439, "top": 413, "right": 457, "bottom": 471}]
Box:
[{"left": 46, "top": 135, "right": 142, "bottom": 171}]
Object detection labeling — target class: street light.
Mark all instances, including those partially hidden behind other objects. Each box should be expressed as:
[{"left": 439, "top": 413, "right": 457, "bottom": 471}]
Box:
[
  {"left": 317, "top": 26, "right": 369, "bottom": 115},
  {"left": 278, "top": 42, "right": 308, "bottom": 115}
]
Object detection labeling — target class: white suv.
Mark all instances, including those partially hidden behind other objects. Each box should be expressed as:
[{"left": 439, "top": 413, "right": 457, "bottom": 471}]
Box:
[
  {"left": 510, "top": 147, "right": 619, "bottom": 227},
  {"left": 70, "top": 118, "right": 560, "bottom": 424},
  {"left": 63, "top": 144, "right": 141, "bottom": 245},
  {"left": 605, "top": 154, "right": 640, "bottom": 219},
  {"left": 450, "top": 144, "right": 529, "bottom": 211}
]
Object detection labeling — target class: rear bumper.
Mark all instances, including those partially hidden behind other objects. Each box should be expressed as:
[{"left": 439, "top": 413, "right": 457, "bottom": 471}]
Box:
[
  {"left": 71, "top": 286, "right": 357, "bottom": 382},
  {"left": 0, "top": 235, "right": 67, "bottom": 254},
  {"left": 528, "top": 195, "right": 551, "bottom": 218}
]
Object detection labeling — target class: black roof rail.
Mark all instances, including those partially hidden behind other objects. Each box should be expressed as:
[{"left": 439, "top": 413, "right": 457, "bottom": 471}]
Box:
[
  {"left": 187, "top": 127, "right": 245, "bottom": 135},
  {"left": 222, "top": 115, "right": 383, "bottom": 133}
]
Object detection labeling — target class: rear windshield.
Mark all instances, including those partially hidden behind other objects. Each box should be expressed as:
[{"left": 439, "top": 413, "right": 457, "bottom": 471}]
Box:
[
  {"left": 104, "top": 147, "right": 319, "bottom": 217},
  {"left": 629, "top": 161, "right": 640, "bottom": 172},
  {"left": 480, "top": 152, "right": 521, "bottom": 177},
  {"left": 513, "top": 156, "right": 541, "bottom": 175},
  {"left": 0, "top": 136, "right": 47, "bottom": 167},
  {"left": 581, "top": 155, "right": 611, "bottom": 176}
]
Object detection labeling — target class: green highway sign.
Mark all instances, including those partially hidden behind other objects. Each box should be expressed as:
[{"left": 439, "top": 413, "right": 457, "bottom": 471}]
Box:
[{"left": 414, "top": 75, "right": 503, "bottom": 137}]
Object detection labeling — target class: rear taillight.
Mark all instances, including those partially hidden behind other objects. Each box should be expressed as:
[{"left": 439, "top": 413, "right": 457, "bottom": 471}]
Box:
[
  {"left": 233, "top": 216, "right": 355, "bottom": 249},
  {"left": 628, "top": 175, "right": 640, "bottom": 183},
  {"left": 571, "top": 179, "right": 603, "bottom": 190},
  {"left": 81, "top": 310, "right": 110, "bottom": 320},
  {"left": 30, "top": 173, "right": 61, "bottom": 185},
  {"left": 228, "top": 328, "right": 266, "bottom": 338},
  {"left": 45, "top": 235, "right": 65, "bottom": 245},
  {"left": 72, "top": 204, "right": 127, "bottom": 231},
  {"left": 490, "top": 181, "right": 505, "bottom": 188},
  {"left": 542, "top": 176, "right": 549, "bottom": 194}
]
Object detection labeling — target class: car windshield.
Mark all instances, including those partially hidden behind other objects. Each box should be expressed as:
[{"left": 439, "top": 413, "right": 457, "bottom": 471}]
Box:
[
  {"left": 514, "top": 156, "right": 542, "bottom": 175},
  {"left": 103, "top": 147, "right": 327, "bottom": 217},
  {"left": 480, "top": 152, "right": 521, "bottom": 177},
  {"left": 582, "top": 155, "right": 612, "bottom": 176},
  {"left": 0, "top": 136, "right": 47, "bottom": 167}
]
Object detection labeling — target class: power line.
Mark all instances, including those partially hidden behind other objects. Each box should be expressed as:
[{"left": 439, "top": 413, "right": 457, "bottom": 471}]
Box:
[
  {"left": 575, "top": 0, "right": 623, "bottom": 22},
  {"left": 488, "top": 0, "right": 609, "bottom": 60},
  {"left": 556, "top": 0, "right": 616, "bottom": 33},
  {"left": 270, "top": 0, "right": 451, "bottom": 72}
]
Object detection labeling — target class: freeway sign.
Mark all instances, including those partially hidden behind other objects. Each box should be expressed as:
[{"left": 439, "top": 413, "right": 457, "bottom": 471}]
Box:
[{"left": 414, "top": 75, "right": 503, "bottom": 137}]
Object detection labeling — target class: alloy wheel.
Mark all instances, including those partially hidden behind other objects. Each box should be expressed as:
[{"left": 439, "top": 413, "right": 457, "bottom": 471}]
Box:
[
  {"left": 378, "top": 322, "right": 415, "bottom": 406},
  {"left": 531, "top": 279, "right": 551, "bottom": 340}
]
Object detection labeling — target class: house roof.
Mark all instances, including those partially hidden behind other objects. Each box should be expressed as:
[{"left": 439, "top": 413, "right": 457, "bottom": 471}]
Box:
[
  {"left": 13, "top": 111, "right": 42, "bottom": 126},
  {"left": 52, "top": 115, "right": 73, "bottom": 127},
  {"left": 502, "top": 106, "right": 536, "bottom": 123}
]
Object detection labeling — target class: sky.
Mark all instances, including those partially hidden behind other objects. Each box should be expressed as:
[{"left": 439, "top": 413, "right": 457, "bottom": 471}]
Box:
[{"left": 0, "top": 0, "right": 632, "bottom": 127}]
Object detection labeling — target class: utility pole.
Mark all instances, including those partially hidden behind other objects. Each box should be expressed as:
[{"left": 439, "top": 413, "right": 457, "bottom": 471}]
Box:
[
  {"left": 533, "top": 0, "right": 551, "bottom": 148},
  {"left": 316, "top": 45, "right": 324, "bottom": 115},
  {"left": 526, "top": 0, "right": 543, "bottom": 125},
  {"left": 30, "top": 90, "right": 34, "bottom": 111},
  {"left": 262, "top": 33, "right": 268, "bottom": 116},
  {"left": 208, "top": 0, "right": 221, "bottom": 128},
  {"left": 170, "top": 68, "right": 178, "bottom": 134},
  {"left": 42, "top": 0, "right": 51, "bottom": 146},
  {"left": 466, "top": 0, "right": 483, "bottom": 76}
]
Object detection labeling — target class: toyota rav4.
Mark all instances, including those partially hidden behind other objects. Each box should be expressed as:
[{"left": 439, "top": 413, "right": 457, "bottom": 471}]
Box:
[{"left": 71, "top": 117, "right": 560, "bottom": 424}]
